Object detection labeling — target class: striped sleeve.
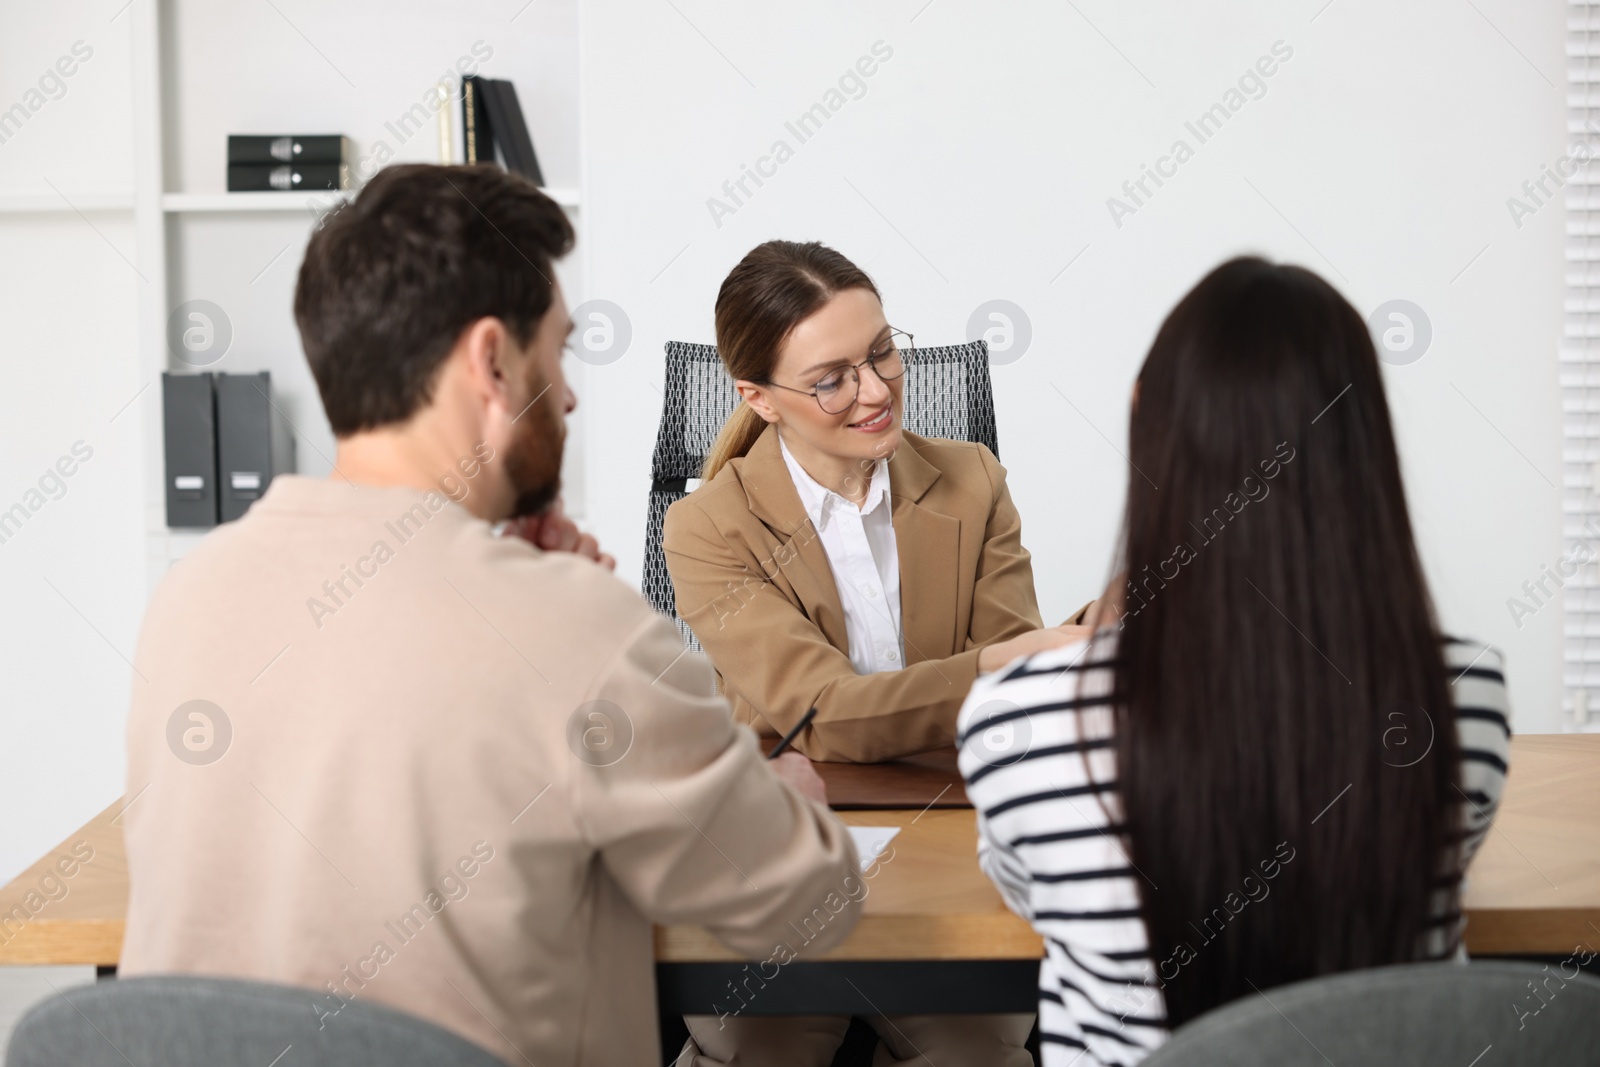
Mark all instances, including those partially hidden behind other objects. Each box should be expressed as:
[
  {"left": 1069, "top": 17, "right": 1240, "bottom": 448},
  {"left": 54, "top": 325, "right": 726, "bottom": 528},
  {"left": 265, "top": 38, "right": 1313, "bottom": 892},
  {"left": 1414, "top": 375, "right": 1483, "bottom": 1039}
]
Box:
[
  {"left": 1438, "top": 638, "right": 1512, "bottom": 958},
  {"left": 1445, "top": 637, "right": 1511, "bottom": 866}
]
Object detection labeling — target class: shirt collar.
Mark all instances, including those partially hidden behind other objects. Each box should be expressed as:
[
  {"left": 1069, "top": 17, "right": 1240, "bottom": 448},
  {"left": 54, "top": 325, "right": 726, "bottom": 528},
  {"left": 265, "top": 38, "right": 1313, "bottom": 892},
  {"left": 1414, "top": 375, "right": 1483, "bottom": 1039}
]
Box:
[{"left": 778, "top": 435, "right": 892, "bottom": 532}]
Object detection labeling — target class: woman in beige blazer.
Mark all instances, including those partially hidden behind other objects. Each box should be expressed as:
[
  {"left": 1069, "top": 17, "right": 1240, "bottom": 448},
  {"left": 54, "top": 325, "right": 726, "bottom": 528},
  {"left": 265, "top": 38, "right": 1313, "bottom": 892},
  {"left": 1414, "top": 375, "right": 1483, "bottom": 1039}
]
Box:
[
  {"left": 665, "top": 240, "right": 1088, "bottom": 1067},
  {"left": 664, "top": 242, "right": 1085, "bottom": 766}
]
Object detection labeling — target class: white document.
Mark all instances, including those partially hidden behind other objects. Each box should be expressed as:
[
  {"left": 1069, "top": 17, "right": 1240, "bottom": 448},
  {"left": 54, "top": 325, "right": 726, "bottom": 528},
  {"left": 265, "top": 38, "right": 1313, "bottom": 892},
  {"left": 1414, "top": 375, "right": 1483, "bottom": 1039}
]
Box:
[{"left": 847, "top": 826, "right": 900, "bottom": 870}]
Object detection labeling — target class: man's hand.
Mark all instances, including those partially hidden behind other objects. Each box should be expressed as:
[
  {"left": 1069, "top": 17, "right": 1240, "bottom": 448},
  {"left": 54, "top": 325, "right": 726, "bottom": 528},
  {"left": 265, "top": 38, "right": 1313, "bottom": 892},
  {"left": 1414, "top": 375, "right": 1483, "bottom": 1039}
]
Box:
[
  {"left": 770, "top": 751, "right": 828, "bottom": 806},
  {"left": 505, "top": 500, "right": 616, "bottom": 571}
]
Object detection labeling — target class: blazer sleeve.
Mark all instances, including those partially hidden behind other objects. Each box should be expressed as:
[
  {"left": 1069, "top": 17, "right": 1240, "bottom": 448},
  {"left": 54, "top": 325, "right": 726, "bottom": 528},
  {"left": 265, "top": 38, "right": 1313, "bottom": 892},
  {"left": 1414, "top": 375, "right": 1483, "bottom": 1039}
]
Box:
[
  {"left": 568, "top": 609, "right": 862, "bottom": 958},
  {"left": 662, "top": 448, "right": 1042, "bottom": 764},
  {"left": 965, "top": 444, "right": 1045, "bottom": 647}
]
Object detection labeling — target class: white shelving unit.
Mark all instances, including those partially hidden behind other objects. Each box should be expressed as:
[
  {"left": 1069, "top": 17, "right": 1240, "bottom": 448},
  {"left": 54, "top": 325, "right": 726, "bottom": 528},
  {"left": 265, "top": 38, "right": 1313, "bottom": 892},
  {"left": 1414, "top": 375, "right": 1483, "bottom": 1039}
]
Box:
[
  {"left": 161, "top": 190, "right": 353, "bottom": 213},
  {"left": 161, "top": 186, "right": 580, "bottom": 213},
  {"left": 0, "top": 191, "right": 136, "bottom": 213},
  {"left": 119, "top": 0, "right": 584, "bottom": 587},
  {"left": 0, "top": 0, "right": 587, "bottom": 895}
]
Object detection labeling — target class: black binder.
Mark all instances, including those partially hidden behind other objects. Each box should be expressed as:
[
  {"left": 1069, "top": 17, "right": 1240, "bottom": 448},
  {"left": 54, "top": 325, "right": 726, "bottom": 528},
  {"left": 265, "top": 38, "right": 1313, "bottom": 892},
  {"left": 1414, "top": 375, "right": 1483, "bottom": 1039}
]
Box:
[
  {"left": 479, "top": 80, "right": 544, "bottom": 185},
  {"left": 162, "top": 372, "right": 219, "bottom": 528},
  {"left": 227, "top": 135, "right": 350, "bottom": 165},
  {"left": 215, "top": 372, "right": 296, "bottom": 523},
  {"left": 227, "top": 163, "right": 350, "bottom": 192}
]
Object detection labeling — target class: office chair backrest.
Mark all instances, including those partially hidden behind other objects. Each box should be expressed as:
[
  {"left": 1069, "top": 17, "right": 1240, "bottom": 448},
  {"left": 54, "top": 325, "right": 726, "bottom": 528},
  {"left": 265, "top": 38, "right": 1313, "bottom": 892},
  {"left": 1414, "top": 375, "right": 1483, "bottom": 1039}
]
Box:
[
  {"left": 643, "top": 338, "right": 999, "bottom": 650},
  {"left": 1139, "top": 959, "right": 1600, "bottom": 1066},
  {"left": 5, "top": 975, "right": 506, "bottom": 1067}
]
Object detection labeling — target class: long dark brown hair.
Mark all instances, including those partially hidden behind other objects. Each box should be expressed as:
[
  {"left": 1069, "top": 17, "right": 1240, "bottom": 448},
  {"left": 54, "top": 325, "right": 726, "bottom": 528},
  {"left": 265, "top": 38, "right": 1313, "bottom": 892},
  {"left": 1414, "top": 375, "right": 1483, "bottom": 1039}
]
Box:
[
  {"left": 1109, "top": 257, "right": 1461, "bottom": 1025},
  {"left": 701, "top": 241, "right": 880, "bottom": 481}
]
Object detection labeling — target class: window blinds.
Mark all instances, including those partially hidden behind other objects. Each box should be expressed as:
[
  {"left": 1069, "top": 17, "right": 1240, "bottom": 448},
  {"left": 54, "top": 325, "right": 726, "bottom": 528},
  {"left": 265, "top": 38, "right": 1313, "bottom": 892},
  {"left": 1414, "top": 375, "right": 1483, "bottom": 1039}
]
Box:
[{"left": 1564, "top": 1, "right": 1600, "bottom": 729}]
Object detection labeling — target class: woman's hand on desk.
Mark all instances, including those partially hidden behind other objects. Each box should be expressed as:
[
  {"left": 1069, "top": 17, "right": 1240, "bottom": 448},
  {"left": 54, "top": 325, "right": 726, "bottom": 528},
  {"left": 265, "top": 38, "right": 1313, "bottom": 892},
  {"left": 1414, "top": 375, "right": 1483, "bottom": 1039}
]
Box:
[
  {"left": 978, "top": 624, "right": 1092, "bottom": 674},
  {"left": 506, "top": 500, "right": 617, "bottom": 571},
  {"left": 770, "top": 751, "right": 829, "bottom": 806}
]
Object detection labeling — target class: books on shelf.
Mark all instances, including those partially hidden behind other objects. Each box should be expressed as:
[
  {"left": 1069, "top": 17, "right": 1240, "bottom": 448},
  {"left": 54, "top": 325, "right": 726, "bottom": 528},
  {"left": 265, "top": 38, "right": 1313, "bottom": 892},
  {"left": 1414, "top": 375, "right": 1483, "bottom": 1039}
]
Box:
[
  {"left": 462, "top": 76, "right": 496, "bottom": 166},
  {"left": 226, "top": 134, "right": 353, "bottom": 192},
  {"left": 461, "top": 78, "right": 544, "bottom": 186},
  {"left": 219, "top": 90, "right": 548, "bottom": 194}
]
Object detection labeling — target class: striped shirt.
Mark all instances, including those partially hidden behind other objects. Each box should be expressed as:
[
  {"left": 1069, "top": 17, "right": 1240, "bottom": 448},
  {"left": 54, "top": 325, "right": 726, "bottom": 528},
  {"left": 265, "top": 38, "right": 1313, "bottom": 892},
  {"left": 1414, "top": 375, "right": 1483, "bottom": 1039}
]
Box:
[{"left": 956, "top": 634, "right": 1512, "bottom": 1067}]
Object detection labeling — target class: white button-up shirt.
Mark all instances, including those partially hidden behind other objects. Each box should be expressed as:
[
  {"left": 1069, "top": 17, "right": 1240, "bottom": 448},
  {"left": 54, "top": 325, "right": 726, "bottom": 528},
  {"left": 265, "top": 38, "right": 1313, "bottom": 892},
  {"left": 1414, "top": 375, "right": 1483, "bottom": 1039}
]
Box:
[{"left": 779, "top": 436, "right": 905, "bottom": 675}]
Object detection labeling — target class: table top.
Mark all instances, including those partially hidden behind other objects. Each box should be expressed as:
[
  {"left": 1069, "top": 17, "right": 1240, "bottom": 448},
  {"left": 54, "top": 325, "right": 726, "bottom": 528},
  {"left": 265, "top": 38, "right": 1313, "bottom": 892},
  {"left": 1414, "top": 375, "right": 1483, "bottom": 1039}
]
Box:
[
  {"left": 2, "top": 735, "right": 1595, "bottom": 966},
  {"left": 0, "top": 797, "right": 128, "bottom": 966},
  {"left": 657, "top": 807, "right": 1036, "bottom": 961},
  {"left": 1455, "top": 733, "right": 1600, "bottom": 954},
  {"left": 813, "top": 747, "right": 968, "bottom": 810}
]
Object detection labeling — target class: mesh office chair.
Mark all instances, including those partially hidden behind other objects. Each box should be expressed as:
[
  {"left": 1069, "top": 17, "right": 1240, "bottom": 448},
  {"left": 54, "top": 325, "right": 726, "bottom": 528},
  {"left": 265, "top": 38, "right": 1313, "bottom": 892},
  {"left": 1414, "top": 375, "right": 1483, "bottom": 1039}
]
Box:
[
  {"left": 1140, "top": 960, "right": 1600, "bottom": 1066},
  {"left": 643, "top": 338, "right": 999, "bottom": 651},
  {"left": 5, "top": 974, "right": 506, "bottom": 1067}
]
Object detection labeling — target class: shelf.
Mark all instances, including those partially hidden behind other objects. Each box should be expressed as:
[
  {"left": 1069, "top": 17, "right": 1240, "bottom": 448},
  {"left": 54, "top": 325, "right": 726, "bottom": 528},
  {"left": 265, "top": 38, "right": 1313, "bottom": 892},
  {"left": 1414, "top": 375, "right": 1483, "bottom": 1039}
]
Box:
[
  {"left": 0, "top": 191, "right": 135, "bottom": 213},
  {"left": 162, "top": 186, "right": 580, "bottom": 214},
  {"left": 162, "top": 190, "right": 350, "bottom": 213}
]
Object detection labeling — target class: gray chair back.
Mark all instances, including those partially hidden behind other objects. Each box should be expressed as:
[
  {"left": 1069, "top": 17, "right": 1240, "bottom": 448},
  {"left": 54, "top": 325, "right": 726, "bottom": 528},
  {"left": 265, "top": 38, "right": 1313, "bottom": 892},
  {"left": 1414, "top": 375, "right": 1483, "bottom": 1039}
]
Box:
[
  {"left": 643, "top": 338, "right": 999, "bottom": 651},
  {"left": 5, "top": 975, "right": 505, "bottom": 1067},
  {"left": 1141, "top": 959, "right": 1600, "bottom": 1066}
]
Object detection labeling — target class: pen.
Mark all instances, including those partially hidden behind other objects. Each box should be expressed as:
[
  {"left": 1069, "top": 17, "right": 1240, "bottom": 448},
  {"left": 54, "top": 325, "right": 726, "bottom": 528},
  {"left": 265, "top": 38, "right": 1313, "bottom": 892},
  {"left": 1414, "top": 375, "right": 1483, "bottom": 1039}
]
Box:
[{"left": 767, "top": 707, "right": 818, "bottom": 759}]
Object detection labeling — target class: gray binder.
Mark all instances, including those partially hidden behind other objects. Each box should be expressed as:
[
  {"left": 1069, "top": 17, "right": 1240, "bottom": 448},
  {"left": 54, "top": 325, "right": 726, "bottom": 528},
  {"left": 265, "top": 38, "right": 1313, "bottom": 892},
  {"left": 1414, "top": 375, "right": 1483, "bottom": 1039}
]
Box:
[
  {"left": 215, "top": 372, "right": 296, "bottom": 522},
  {"left": 162, "top": 372, "right": 218, "bottom": 528}
]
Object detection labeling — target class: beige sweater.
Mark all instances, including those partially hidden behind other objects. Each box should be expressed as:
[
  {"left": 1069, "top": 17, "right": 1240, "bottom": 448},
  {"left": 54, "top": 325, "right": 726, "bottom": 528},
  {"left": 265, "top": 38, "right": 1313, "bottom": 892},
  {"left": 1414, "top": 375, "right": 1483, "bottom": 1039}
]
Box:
[{"left": 121, "top": 475, "right": 860, "bottom": 1066}]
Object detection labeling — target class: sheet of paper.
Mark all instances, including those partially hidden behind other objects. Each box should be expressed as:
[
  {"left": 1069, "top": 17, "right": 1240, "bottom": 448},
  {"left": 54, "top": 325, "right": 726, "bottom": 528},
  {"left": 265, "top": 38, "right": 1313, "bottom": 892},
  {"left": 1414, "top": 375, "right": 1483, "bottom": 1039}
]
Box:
[{"left": 847, "top": 826, "right": 900, "bottom": 870}]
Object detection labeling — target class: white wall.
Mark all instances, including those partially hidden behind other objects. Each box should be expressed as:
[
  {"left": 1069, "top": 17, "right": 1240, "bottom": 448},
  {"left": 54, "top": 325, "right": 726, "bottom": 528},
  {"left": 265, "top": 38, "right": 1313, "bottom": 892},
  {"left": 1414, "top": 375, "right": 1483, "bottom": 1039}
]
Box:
[
  {"left": 579, "top": 0, "right": 1568, "bottom": 732},
  {"left": 0, "top": 4, "right": 144, "bottom": 889},
  {"left": 0, "top": 0, "right": 1573, "bottom": 891}
]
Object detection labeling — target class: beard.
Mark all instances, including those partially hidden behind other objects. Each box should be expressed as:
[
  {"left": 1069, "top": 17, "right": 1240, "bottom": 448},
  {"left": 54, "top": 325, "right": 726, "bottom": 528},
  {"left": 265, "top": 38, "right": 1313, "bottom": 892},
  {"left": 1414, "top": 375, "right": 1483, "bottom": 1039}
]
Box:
[{"left": 505, "top": 369, "right": 566, "bottom": 520}]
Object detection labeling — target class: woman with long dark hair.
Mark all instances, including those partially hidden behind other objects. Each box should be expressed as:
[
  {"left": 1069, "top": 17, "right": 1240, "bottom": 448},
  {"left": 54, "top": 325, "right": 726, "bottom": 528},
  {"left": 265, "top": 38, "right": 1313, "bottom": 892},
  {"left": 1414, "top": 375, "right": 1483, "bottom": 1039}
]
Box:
[
  {"left": 667, "top": 240, "right": 1093, "bottom": 1063},
  {"left": 957, "top": 256, "right": 1512, "bottom": 1065}
]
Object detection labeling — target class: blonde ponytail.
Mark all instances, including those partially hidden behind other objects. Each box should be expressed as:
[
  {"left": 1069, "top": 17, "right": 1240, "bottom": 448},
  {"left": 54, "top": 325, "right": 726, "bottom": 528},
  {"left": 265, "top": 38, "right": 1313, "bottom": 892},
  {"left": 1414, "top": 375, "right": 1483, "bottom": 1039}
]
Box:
[{"left": 701, "top": 402, "right": 769, "bottom": 482}]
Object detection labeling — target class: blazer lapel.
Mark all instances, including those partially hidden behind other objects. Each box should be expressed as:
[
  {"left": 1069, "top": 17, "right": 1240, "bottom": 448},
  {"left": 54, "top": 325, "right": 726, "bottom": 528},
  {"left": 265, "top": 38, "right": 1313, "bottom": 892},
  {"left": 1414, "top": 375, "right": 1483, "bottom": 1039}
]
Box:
[
  {"left": 890, "top": 435, "right": 961, "bottom": 665},
  {"left": 736, "top": 425, "right": 851, "bottom": 655}
]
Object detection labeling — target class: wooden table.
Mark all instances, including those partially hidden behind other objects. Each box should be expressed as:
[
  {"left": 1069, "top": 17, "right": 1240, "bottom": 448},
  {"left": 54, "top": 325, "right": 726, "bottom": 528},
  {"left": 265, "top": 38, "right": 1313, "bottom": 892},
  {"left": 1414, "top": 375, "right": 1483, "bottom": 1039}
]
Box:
[
  {"left": 812, "top": 748, "right": 968, "bottom": 810},
  {"left": 3, "top": 736, "right": 1596, "bottom": 1006},
  {"left": 1454, "top": 734, "right": 1600, "bottom": 955}
]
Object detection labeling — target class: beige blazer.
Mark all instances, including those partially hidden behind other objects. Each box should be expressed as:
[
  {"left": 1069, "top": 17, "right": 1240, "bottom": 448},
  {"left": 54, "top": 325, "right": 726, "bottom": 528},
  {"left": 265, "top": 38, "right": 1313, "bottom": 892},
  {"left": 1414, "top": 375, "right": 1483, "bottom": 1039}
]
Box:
[
  {"left": 120, "top": 475, "right": 858, "bottom": 1067},
  {"left": 663, "top": 426, "right": 1046, "bottom": 763}
]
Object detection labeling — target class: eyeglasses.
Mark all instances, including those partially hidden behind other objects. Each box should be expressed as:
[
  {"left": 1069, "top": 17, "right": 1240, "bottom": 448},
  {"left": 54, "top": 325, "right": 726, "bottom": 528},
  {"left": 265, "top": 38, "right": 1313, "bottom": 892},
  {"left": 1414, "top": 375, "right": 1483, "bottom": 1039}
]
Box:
[{"left": 761, "top": 328, "right": 914, "bottom": 415}]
